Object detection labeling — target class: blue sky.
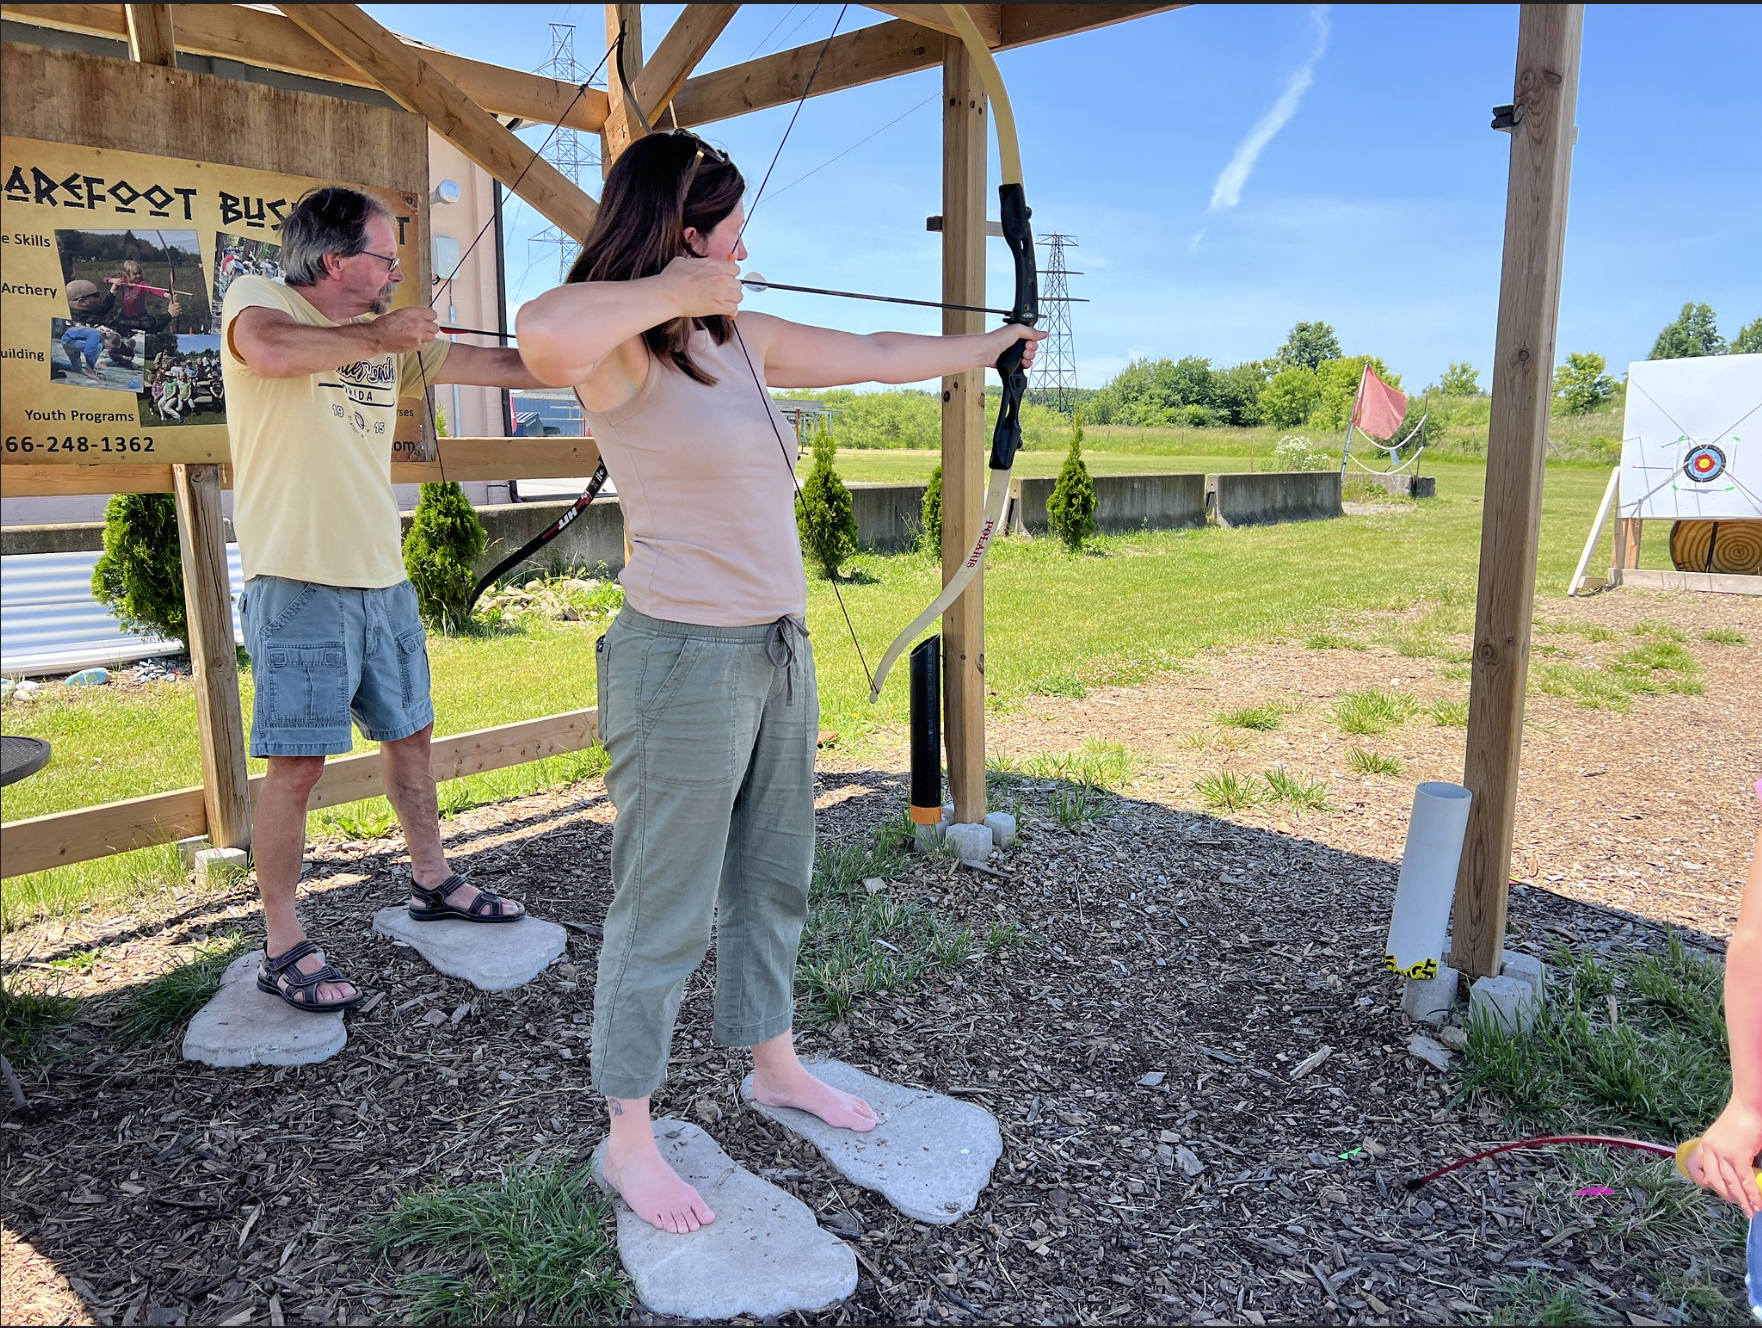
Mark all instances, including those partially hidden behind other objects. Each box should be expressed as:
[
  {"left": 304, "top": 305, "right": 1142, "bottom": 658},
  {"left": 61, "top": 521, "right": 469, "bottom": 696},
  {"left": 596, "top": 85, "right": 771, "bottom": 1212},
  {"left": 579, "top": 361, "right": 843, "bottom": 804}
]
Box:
[{"left": 368, "top": 3, "right": 1761, "bottom": 393}]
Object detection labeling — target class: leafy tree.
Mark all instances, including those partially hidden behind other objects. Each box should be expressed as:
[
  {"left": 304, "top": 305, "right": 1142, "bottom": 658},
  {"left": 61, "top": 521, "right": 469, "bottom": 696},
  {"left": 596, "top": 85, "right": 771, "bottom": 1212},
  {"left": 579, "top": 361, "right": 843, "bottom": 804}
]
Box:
[
  {"left": 794, "top": 421, "right": 858, "bottom": 578},
  {"left": 92, "top": 492, "right": 188, "bottom": 653},
  {"left": 1276, "top": 321, "right": 1342, "bottom": 371},
  {"left": 1732, "top": 318, "right": 1762, "bottom": 355},
  {"left": 1211, "top": 360, "right": 1271, "bottom": 426},
  {"left": 1045, "top": 410, "right": 1097, "bottom": 551},
  {"left": 1552, "top": 351, "right": 1617, "bottom": 414},
  {"left": 1650, "top": 302, "right": 1726, "bottom": 359},
  {"left": 404, "top": 481, "right": 487, "bottom": 633},
  {"left": 1438, "top": 362, "right": 1481, "bottom": 395},
  {"left": 1258, "top": 366, "right": 1322, "bottom": 429},
  {"left": 920, "top": 462, "right": 943, "bottom": 553}
]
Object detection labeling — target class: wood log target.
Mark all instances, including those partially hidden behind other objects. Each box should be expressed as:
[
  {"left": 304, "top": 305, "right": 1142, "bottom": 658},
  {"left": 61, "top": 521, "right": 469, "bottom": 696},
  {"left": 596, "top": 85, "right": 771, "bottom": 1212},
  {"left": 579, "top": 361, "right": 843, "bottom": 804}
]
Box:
[{"left": 1669, "top": 519, "right": 1762, "bottom": 575}]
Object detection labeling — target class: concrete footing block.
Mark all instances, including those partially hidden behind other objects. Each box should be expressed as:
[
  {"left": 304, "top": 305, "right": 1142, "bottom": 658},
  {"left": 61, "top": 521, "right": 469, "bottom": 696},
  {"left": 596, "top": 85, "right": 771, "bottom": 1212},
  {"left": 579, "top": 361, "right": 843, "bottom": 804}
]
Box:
[
  {"left": 913, "top": 822, "right": 945, "bottom": 851},
  {"left": 1470, "top": 974, "right": 1540, "bottom": 1036},
  {"left": 1402, "top": 963, "right": 1459, "bottom": 1025},
  {"left": 193, "top": 846, "right": 249, "bottom": 885},
  {"left": 1501, "top": 950, "right": 1547, "bottom": 1002},
  {"left": 176, "top": 835, "right": 210, "bottom": 867},
  {"left": 944, "top": 822, "right": 994, "bottom": 864},
  {"left": 983, "top": 811, "right": 1018, "bottom": 849}
]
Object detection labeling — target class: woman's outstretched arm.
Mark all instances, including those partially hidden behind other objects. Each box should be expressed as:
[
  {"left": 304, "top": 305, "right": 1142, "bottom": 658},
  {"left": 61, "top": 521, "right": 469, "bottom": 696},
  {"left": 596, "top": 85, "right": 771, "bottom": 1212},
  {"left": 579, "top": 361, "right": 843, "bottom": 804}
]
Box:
[{"left": 749, "top": 314, "right": 1045, "bottom": 390}]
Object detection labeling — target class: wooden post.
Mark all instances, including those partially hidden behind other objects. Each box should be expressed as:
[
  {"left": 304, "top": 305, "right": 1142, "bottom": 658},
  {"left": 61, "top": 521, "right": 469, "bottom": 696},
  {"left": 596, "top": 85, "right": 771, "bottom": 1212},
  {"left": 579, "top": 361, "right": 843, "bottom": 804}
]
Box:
[
  {"left": 940, "top": 34, "right": 987, "bottom": 824},
  {"left": 603, "top": 3, "right": 645, "bottom": 176},
  {"left": 123, "top": 4, "right": 176, "bottom": 65},
  {"left": 1612, "top": 515, "right": 1642, "bottom": 573},
  {"left": 1452, "top": 3, "right": 1583, "bottom": 979},
  {"left": 172, "top": 465, "right": 252, "bottom": 851}
]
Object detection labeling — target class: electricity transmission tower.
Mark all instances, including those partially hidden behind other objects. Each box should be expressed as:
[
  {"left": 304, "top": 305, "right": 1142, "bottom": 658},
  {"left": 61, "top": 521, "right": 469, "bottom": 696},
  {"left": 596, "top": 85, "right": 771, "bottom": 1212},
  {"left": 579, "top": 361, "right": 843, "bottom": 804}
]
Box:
[
  {"left": 529, "top": 23, "right": 597, "bottom": 282},
  {"left": 1035, "top": 233, "right": 1081, "bottom": 413}
]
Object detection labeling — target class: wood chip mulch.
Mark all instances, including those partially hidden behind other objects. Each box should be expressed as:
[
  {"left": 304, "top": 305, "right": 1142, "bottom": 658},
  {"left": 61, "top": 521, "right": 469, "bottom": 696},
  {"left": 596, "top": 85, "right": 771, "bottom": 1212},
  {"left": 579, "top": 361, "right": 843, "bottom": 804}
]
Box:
[{"left": 2, "top": 586, "right": 1757, "bottom": 1326}]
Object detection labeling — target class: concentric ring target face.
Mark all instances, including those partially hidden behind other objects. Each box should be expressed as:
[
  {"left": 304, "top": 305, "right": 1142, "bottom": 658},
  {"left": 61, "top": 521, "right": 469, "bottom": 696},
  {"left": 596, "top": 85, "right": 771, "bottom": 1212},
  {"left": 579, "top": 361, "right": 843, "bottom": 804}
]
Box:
[{"left": 1682, "top": 443, "right": 1727, "bottom": 483}]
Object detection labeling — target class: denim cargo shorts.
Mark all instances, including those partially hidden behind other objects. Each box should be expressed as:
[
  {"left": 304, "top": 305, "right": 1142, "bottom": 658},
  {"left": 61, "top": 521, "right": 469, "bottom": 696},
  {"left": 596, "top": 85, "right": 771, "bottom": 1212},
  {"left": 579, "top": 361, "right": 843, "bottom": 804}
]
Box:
[{"left": 240, "top": 576, "right": 434, "bottom": 757}]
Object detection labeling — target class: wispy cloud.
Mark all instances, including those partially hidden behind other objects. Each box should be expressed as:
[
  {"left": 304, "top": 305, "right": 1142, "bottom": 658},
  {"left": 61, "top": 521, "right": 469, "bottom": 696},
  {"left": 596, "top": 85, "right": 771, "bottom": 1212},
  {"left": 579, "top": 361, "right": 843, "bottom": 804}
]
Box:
[{"left": 1209, "top": 6, "right": 1332, "bottom": 212}]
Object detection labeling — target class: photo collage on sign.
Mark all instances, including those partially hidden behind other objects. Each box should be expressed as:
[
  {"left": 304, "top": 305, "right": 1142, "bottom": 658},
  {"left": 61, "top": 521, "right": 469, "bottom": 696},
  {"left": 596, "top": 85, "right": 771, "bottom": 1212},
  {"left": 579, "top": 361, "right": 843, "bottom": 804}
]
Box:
[{"left": 50, "top": 228, "right": 221, "bottom": 425}]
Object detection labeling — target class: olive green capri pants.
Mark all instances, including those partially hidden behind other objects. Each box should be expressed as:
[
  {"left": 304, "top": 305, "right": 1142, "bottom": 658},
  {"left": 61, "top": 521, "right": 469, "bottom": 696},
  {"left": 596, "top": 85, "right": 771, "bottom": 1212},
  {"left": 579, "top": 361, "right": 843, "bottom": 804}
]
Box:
[{"left": 590, "top": 605, "right": 817, "bottom": 1100}]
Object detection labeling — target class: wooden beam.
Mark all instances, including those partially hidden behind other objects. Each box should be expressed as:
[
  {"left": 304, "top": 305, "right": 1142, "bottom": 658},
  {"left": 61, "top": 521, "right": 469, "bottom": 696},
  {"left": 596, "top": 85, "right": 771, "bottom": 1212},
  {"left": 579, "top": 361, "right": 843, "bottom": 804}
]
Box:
[
  {"left": 2, "top": 3, "right": 610, "bottom": 129},
  {"left": 121, "top": 1, "right": 171, "bottom": 63},
  {"left": 671, "top": 6, "right": 1180, "bottom": 126},
  {"left": 0, "top": 440, "right": 602, "bottom": 493},
  {"left": 1452, "top": 3, "right": 1583, "bottom": 981},
  {"left": 632, "top": 3, "right": 739, "bottom": 121},
  {"left": 172, "top": 463, "right": 251, "bottom": 852},
  {"left": 940, "top": 31, "right": 987, "bottom": 826},
  {"left": 1611, "top": 567, "right": 1762, "bottom": 596},
  {"left": 864, "top": 5, "right": 1002, "bottom": 45},
  {"left": 1, "top": 708, "right": 602, "bottom": 878},
  {"left": 275, "top": 4, "right": 597, "bottom": 242},
  {"left": 601, "top": 2, "right": 643, "bottom": 174}
]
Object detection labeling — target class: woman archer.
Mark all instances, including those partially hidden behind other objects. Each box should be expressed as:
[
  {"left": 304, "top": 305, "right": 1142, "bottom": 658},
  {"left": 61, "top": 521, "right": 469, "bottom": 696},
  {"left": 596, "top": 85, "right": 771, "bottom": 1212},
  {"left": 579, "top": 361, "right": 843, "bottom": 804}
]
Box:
[{"left": 517, "top": 131, "right": 1042, "bottom": 1235}]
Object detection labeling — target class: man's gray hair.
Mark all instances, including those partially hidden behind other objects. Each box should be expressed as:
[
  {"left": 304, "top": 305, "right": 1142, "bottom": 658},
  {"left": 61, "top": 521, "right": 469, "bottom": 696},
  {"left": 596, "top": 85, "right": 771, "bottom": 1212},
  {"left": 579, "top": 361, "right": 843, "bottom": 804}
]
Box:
[{"left": 280, "top": 186, "right": 394, "bottom": 286}]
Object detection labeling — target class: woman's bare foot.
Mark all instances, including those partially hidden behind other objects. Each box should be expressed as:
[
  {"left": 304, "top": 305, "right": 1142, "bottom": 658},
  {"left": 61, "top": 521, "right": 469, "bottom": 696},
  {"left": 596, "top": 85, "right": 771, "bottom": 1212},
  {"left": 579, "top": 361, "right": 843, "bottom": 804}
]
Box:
[
  {"left": 599, "top": 1138, "right": 716, "bottom": 1233},
  {"left": 748, "top": 1036, "right": 879, "bottom": 1132}
]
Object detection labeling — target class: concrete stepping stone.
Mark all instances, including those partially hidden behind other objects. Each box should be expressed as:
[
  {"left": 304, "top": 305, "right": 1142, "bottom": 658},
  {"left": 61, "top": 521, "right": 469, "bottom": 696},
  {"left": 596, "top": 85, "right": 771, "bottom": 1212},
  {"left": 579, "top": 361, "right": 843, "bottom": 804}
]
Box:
[
  {"left": 591, "top": 1119, "right": 856, "bottom": 1320},
  {"left": 742, "top": 1060, "right": 1002, "bottom": 1225},
  {"left": 371, "top": 908, "right": 565, "bottom": 991},
  {"left": 182, "top": 953, "right": 347, "bottom": 1067}
]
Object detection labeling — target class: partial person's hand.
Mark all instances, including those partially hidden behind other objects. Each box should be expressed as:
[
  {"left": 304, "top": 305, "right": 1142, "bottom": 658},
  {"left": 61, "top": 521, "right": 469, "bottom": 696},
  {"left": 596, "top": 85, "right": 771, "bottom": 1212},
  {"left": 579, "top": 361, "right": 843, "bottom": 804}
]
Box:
[
  {"left": 1687, "top": 1100, "right": 1762, "bottom": 1218},
  {"left": 168, "top": 297, "right": 182, "bottom": 317},
  {"left": 990, "top": 322, "right": 1048, "bottom": 370},
  {"left": 658, "top": 256, "right": 744, "bottom": 319},
  {"left": 370, "top": 305, "right": 441, "bottom": 354}
]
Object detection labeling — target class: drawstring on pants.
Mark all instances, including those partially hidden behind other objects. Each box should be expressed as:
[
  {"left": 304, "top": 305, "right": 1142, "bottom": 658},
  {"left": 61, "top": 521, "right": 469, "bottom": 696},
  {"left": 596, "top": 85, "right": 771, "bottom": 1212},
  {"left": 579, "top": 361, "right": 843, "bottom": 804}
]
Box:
[{"left": 765, "top": 616, "right": 808, "bottom": 706}]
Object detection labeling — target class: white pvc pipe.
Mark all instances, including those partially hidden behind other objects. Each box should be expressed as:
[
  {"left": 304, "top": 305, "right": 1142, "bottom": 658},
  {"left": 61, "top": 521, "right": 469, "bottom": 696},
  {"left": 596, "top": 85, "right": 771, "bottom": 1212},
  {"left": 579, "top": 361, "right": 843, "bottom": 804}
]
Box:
[{"left": 1384, "top": 782, "right": 1474, "bottom": 979}]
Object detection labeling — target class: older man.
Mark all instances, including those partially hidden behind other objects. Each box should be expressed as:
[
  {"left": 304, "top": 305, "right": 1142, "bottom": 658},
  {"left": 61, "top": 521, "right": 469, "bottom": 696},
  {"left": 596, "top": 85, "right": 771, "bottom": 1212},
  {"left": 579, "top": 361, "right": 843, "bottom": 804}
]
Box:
[{"left": 223, "top": 185, "right": 548, "bottom": 1011}]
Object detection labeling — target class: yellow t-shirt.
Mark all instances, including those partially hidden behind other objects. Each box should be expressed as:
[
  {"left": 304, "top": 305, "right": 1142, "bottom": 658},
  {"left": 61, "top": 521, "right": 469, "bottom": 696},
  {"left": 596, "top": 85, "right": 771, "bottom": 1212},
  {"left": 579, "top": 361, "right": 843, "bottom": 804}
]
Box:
[{"left": 221, "top": 276, "right": 450, "bottom": 588}]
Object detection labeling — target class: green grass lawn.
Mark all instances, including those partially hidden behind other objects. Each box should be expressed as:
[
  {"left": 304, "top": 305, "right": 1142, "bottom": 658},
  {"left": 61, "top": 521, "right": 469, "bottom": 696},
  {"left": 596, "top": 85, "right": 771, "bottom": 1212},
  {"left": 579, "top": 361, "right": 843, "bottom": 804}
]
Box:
[{"left": 1, "top": 455, "right": 1619, "bottom": 923}]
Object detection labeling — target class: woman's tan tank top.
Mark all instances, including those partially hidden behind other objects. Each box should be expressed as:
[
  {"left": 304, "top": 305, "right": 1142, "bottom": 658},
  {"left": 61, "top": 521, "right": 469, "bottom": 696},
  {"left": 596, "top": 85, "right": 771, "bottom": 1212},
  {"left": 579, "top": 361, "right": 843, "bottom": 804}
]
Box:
[{"left": 578, "top": 328, "right": 808, "bottom": 626}]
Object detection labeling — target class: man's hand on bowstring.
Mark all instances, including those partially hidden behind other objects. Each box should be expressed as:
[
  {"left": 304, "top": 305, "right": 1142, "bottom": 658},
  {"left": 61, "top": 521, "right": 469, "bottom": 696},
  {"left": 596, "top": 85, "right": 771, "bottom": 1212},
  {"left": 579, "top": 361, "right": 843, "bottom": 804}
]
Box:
[{"left": 370, "top": 305, "right": 441, "bottom": 355}]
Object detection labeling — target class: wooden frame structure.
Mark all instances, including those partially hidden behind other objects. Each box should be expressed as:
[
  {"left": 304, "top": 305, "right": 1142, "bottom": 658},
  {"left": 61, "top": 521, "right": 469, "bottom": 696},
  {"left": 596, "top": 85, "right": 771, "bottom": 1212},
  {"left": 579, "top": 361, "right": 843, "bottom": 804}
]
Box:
[{"left": 3, "top": 4, "right": 1585, "bottom": 985}]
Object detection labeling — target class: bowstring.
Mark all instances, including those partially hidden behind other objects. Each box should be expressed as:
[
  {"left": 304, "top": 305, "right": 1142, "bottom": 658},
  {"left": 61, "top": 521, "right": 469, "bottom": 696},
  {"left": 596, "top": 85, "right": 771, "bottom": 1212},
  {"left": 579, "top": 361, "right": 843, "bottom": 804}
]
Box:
[
  {"left": 413, "top": 35, "right": 617, "bottom": 486},
  {"left": 722, "top": 4, "right": 875, "bottom": 690}
]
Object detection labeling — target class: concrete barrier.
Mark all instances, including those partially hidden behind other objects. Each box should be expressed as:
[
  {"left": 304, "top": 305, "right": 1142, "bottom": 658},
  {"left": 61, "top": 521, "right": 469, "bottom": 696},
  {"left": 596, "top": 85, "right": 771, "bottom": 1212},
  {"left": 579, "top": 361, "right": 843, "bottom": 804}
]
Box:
[
  {"left": 467, "top": 498, "right": 627, "bottom": 580},
  {"left": 2, "top": 521, "right": 105, "bottom": 556},
  {"left": 1354, "top": 472, "right": 1437, "bottom": 499},
  {"left": 851, "top": 482, "right": 928, "bottom": 552},
  {"left": 1010, "top": 472, "right": 1207, "bottom": 536},
  {"left": 1209, "top": 471, "right": 1341, "bottom": 527}
]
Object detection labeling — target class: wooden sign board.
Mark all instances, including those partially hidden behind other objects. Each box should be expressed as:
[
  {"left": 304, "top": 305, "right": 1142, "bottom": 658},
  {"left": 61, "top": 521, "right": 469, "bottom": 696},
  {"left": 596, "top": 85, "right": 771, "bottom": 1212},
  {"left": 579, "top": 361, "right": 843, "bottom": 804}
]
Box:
[{"left": 0, "top": 40, "right": 432, "bottom": 471}]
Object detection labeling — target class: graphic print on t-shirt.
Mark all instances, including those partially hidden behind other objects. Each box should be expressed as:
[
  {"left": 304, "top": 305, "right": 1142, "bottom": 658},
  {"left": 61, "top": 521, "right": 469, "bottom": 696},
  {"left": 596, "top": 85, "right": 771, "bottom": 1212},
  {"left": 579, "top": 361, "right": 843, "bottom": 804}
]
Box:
[{"left": 322, "top": 355, "right": 399, "bottom": 440}]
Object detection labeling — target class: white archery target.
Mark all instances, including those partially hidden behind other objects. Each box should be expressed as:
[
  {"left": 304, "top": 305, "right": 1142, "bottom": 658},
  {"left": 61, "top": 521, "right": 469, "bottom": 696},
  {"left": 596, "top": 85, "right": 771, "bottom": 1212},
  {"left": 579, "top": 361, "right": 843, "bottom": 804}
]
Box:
[{"left": 1620, "top": 353, "right": 1762, "bottom": 521}]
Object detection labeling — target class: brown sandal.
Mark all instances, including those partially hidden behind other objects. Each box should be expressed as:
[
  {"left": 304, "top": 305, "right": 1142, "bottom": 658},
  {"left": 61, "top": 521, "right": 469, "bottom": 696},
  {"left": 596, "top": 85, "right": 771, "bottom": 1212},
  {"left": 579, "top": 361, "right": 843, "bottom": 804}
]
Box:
[
  {"left": 256, "top": 940, "right": 362, "bottom": 1013},
  {"left": 407, "top": 873, "right": 525, "bottom": 924}
]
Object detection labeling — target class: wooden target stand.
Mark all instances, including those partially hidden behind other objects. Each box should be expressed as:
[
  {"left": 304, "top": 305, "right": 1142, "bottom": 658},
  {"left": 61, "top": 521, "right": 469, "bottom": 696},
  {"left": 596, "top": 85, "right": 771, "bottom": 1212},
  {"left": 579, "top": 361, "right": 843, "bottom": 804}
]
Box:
[{"left": 1567, "top": 467, "right": 1762, "bottom": 596}]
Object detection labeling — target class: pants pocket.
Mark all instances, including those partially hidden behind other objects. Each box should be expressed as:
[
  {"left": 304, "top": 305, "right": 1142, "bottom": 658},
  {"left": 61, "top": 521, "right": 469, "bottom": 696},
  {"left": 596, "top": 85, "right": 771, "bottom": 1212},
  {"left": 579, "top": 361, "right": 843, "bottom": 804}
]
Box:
[
  {"left": 636, "top": 636, "right": 706, "bottom": 730},
  {"left": 395, "top": 626, "right": 431, "bottom": 709},
  {"left": 263, "top": 643, "right": 348, "bottom": 728}
]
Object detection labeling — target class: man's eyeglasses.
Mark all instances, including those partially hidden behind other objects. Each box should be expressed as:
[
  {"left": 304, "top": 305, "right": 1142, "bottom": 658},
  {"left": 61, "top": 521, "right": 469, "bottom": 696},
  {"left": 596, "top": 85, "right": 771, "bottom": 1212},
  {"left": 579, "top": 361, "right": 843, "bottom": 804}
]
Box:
[{"left": 359, "top": 249, "right": 402, "bottom": 274}]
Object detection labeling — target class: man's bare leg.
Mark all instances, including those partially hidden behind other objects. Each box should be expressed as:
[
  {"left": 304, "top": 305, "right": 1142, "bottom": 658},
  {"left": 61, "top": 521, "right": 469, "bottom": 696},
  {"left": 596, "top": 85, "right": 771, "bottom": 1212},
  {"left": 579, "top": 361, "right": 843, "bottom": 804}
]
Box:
[
  {"left": 598, "top": 1095, "right": 717, "bottom": 1233},
  {"left": 748, "top": 1030, "right": 878, "bottom": 1131},
  {"left": 255, "top": 755, "right": 355, "bottom": 1003},
  {"left": 380, "top": 725, "right": 523, "bottom": 917}
]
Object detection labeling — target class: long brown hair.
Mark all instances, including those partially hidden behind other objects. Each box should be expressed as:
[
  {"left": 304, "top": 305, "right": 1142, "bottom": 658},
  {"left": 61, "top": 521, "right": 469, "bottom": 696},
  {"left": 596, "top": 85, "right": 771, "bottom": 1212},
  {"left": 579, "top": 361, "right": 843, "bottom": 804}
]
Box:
[{"left": 566, "top": 132, "right": 745, "bottom": 385}]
